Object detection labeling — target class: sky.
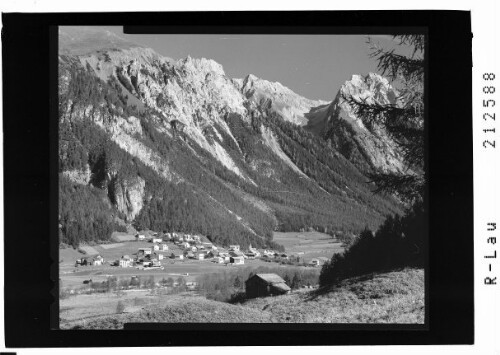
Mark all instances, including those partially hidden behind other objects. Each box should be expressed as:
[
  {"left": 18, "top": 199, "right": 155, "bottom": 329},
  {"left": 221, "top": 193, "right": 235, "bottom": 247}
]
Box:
[{"left": 95, "top": 27, "right": 401, "bottom": 101}]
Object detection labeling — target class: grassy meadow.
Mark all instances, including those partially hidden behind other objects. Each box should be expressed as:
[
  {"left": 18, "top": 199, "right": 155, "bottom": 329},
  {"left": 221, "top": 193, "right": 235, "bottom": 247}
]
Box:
[{"left": 273, "top": 231, "right": 344, "bottom": 261}]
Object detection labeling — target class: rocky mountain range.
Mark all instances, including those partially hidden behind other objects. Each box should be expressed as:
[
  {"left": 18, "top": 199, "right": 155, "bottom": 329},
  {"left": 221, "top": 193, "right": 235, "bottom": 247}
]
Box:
[{"left": 58, "top": 27, "right": 406, "bottom": 249}]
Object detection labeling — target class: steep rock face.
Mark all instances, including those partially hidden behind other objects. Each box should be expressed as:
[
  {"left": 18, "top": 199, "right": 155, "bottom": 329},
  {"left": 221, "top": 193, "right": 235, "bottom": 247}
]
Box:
[
  {"left": 109, "top": 175, "right": 146, "bottom": 221},
  {"left": 238, "top": 74, "right": 329, "bottom": 126},
  {"left": 80, "top": 52, "right": 249, "bottom": 180},
  {"left": 307, "top": 73, "right": 406, "bottom": 174}
]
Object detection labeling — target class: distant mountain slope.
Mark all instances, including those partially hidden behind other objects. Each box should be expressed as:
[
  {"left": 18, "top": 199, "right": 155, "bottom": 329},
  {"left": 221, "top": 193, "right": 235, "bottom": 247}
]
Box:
[
  {"left": 58, "top": 29, "right": 404, "bottom": 250},
  {"left": 59, "top": 26, "right": 145, "bottom": 56}
]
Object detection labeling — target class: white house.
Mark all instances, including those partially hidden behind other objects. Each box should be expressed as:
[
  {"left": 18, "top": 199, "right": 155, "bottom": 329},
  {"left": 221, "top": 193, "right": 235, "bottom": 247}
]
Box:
[
  {"left": 119, "top": 255, "right": 132, "bottom": 268},
  {"left": 157, "top": 253, "right": 164, "bottom": 260},
  {"left": 160, "top": 243, "right": 169, "bottom": 251},
  {"left": 229, "top": 245, "right": 240, "bottom": 251},
  {"left": 213, "top": 256, "right": 224, "bottom": 263},
  {"left": 171, "top": 252, "right": 184, "bottom": 260},
  {"left": 136, "top": 234, "right": 146, "bottom": 241},
  {"left": 186, "top": 281, "right": 199, "bottom": 291},
  {"left": 93, "top": 255, "right": 104, "bottom": 266},
  {"left": 309, "top": 259, "right": 320, "bottom": 267},
  {"left": 309, "top": 257, "right": 329, "bottom": 267},
  {"left": 197, "top": 253, "right": 205, "bottom": 260},
  {"left": 152, "top": 237, "right": 163, "bottom": 243},
  {"left": 152, "top": 260, "right": 162, "bottom": 267},
  {"left": 230, "top": 256, "right": 244, "bottom": 265},
  {"left": 245, "top": 252, "right": 256, "bottom": 259}
]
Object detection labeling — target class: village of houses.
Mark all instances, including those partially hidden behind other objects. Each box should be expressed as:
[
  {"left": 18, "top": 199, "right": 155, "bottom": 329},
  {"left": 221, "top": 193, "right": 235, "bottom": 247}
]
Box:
[
  {"left": 60, "top": 230, "right": 334, "bottom": 297},
  {"left": 73, "top": 231, "right": 330, "bottom": 271},
  {"left": 59, "top": 230, "right": 343, "bottom": 325}
]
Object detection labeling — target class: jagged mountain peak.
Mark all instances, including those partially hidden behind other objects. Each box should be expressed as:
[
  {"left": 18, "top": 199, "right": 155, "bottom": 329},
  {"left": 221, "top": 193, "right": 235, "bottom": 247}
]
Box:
[
  {"left": 305, "top": 72, "right": 406, "bottom": 175},
  {"left": 239, "top": 73, "right": 329, "bottom": 126},
  {"left": 177, "top": 56, "right": 227, "bottom": 77},
  {"left": 341, "top": 72, "right": 399, "bottom": 106}
]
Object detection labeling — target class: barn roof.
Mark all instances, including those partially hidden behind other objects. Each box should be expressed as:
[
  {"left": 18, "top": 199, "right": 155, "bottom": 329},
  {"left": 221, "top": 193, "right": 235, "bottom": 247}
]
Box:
[
  {"left": 253, "top": 273, "right": 287, "bottom": 284},
  {"left": 271, "top": 282, "right": 291, "bottom": 293}
]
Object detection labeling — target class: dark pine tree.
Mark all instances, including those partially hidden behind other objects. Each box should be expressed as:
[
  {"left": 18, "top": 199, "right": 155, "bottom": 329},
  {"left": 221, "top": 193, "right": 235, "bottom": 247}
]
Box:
[{"left": 341, "top": 34, "right": 425, "bottom": 204}]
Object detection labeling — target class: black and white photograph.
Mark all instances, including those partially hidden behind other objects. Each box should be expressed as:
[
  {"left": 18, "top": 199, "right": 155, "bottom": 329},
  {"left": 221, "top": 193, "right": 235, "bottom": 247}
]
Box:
[
  {"left": 55, "top": 25, "right": 429, "bottom": 330},
  {"left": 57, "top": 26, "right": 426, "bottom": 329}
]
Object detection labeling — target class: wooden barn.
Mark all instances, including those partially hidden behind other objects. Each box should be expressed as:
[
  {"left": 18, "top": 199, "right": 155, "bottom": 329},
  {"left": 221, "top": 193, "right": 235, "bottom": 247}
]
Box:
[{"left": 245, "top": 274, "right": 291, "bottom": 299}]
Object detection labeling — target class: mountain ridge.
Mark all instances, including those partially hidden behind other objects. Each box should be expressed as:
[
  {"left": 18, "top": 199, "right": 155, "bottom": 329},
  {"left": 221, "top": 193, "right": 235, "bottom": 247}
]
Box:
[{"left": 58, "top": 29, "right": 405, "bottom": 250}]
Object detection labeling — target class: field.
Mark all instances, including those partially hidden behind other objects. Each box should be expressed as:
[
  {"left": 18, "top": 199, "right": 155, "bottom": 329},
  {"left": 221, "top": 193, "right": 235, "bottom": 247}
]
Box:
[
  {"left": 273, "top": 231, "right": 344, "bottom": 262},
  {"left": 60, "top": 258, "right": 276, "bottom": 288},
  {"left": 111, "top": 232, "right": 136, "bottom": 242},
  {"left": 60, "top": 268, "right": 424, "bottom": 328}
]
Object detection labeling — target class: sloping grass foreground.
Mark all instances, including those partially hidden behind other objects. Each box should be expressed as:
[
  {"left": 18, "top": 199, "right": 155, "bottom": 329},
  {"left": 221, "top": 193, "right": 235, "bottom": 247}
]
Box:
[
  {"left": 241, "top": 268, "right": 424, "bottom": 323},
  {"left": 61, "top": 295, "right": 272, "bottom": 329},
  {"left": 62, "top": 268, "right": 424, "bottom": 329}
]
